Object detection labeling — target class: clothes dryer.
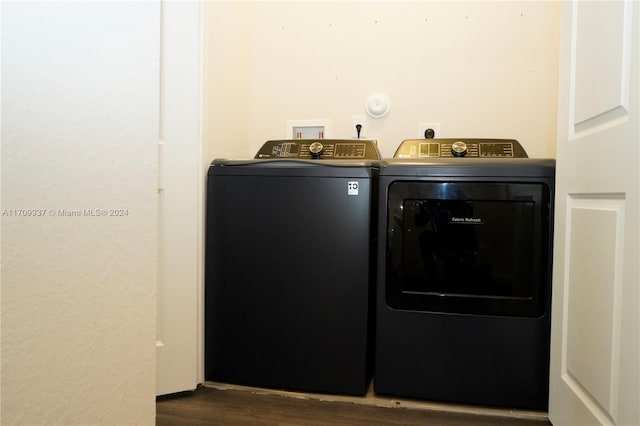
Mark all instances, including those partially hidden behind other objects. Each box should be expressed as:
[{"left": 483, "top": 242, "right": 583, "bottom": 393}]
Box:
[
  {"left": 374, "top": 139, "right": 554, "bottom": 410},
  {"left": 205, "top": 139, "right": 380, "bottom": 396}
]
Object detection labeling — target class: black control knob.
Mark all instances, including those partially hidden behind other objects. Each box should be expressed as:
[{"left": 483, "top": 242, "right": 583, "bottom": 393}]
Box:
[
  {"left": 309, "top": 141, "right": 324, "bottom": 159},
  {"left": 424, "top": 128, "right": 435, "bottom": 139},
  {"left": 451, "top": 141, "right": 468, "bottom": 157}
]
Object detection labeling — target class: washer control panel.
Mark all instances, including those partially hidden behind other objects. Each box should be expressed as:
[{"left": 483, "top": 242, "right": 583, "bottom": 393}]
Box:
[
  {"left": 394, "top": 138, "right": 528, "bottom": 159},
  {"left": 255, "top": 139, "right": 381, "bottom": 160}
]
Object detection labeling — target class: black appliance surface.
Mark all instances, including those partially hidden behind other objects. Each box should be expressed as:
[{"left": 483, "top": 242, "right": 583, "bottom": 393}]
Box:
[
  {"left": 374, "top": 138, "right": 555, "bottom": 410},
  {"left": 205, "top": 139, "right": 380, "bottom": 396}
]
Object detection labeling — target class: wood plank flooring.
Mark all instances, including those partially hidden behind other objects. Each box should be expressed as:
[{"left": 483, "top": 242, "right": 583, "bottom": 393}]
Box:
[{"left": 156, "top": 385, "right": 552, "bottom": 426}]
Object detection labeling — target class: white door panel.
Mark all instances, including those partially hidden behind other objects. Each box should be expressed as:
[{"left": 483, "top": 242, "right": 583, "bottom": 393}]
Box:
[
  {"left": 565, "top": 198, "right": 625, "bottom": 421},
  {"left": 574, "top": 1, "right": 629, "bottom": 125},
  {"left": 549, "top": 1, "right": 639, "bottom": 425}
]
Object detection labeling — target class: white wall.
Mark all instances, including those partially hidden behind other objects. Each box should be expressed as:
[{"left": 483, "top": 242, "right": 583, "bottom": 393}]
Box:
[
  {"left": 204, "top": 2, "right": 256, "bottom": 160},
  {"left": 1, "top": 2, "right": 158, "bottom": 425},
  {"left": 205, "top": 1, "right": 560, "bottom": 159}
]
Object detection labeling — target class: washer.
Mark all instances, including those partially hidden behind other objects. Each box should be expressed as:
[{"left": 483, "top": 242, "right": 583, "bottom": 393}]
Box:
[
  {"left": 374, "top": 138, "right": 555, "bottom": 410},
  {"left": 205, "top": 139, "right": 380, "bottom": 396}
]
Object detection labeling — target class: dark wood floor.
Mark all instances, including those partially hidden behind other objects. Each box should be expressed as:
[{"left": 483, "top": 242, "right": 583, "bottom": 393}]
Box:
[{"left": 156, "top": 385, "right": 552, "bottom": 426}]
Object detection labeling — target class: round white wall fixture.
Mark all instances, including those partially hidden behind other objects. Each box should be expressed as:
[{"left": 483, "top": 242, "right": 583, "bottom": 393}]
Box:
[{"left": 365, "top": 93, "right": 390, "bottom": 118}]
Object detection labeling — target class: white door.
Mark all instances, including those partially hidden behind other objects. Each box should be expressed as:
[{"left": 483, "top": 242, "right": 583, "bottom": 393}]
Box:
[
  {"left": 156, "top": 1, "right": 203, "bottom": 396},
  {"left": 549, "top": 1, "right": 639, "bottom": 425}
]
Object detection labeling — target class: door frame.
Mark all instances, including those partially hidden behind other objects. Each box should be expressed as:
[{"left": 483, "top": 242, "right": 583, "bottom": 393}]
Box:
[{"left": 156, "top": 0, "right": 205, "bottom": 395}]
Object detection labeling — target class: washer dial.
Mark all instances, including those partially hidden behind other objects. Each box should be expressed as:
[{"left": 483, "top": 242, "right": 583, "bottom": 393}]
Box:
[
  {"left": 309, "top": 141, "right": 324, "bottom": 158},
  {"left": 451, "top": 141, "right": 468, "bottom": 157}
]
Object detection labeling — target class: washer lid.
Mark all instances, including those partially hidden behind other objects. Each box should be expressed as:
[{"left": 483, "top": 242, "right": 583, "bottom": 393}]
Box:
[{"left": 209, "top": 159, "right": 378, "bottom": 178}]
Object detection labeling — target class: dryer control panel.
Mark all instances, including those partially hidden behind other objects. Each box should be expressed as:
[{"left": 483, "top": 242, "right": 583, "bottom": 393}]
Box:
[
  {"left": 255, "top": 139, "right": 381, "bottom": 160},
  {"left": 394, "top": 138, "right": 528, "bottom": 159}
]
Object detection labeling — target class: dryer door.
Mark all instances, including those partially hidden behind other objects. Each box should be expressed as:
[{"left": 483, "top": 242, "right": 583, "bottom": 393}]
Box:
[{"left": 386, "top": 181, "right": 551, "bottom": 317}]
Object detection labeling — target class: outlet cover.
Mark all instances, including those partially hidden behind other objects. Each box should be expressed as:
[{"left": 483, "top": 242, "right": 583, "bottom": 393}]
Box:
[{"left": 352, "top": 115, "right": 366, "bottom": 138}]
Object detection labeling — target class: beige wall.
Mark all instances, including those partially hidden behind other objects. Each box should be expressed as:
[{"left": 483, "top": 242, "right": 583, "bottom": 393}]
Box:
[
  {"left": 205, "top": 1, "right": 560, "bottom": 159},
  {"left": 1, "top": 2, "right": 158, "bottom": 424}
]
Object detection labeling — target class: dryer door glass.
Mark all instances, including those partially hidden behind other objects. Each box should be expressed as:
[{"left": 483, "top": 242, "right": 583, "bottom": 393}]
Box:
[{"left": 386, "top": 182, "right": 551, "bottom": 317}]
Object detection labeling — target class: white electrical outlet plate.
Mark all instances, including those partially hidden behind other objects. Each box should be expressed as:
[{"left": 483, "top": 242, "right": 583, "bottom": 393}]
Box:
[
  {"left": 286, "top": 119, "right": 331, "bottom": 139},
  {"left": 418, "top": 123, "right": 441, "bottom": 139},
  {"left": 352, "top": 115, "right": 366, "bottom": 138}
]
